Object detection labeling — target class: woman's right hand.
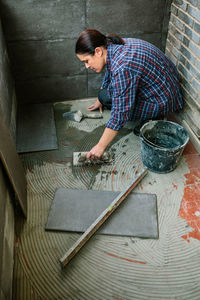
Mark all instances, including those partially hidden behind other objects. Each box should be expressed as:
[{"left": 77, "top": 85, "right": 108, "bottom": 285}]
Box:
[
  {"left": 86, "top": 143, "right": 105, "bottom": 159},
  {"left": 88, "top": 99, "right": 103, "bottom": 114}
]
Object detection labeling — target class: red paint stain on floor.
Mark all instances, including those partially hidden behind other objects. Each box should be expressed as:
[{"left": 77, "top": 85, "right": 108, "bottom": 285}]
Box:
[
  {"left": 105, "top": 251, "right": 146, "bottom": 264},
  {"left": 112, "top": 167, "right": 117, "bottom": 191},
  {"left": 179, "top": 143, "right": 200, "bottom": 242},
  {"left": 139, "top": 183, "right": 144, "bottom": 190},
  {"left": 22, "top": 253, "right": 31, "bottom": 270}
]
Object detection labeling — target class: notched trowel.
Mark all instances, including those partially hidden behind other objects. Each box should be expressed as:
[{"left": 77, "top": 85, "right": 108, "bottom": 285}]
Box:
[
  {"left": 73, "top": 151, "right": 114, "bottom": 166},
  {"left": 63, "top": 110, "right": 103, "bottom": 122}
]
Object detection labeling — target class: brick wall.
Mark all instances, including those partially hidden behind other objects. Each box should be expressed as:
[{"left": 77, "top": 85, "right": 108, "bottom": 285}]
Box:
[{"left": 165, "top": 0, "right": 200, "bottom": 141}]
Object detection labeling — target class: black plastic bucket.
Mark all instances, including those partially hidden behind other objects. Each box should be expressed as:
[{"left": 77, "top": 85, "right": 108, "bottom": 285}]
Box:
[{"left": 140, "top": 120, "right": 189, "bottom": 173}]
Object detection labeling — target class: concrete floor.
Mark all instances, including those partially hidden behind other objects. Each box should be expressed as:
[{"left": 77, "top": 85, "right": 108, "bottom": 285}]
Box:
[{"left": 13, "top": 99, "right": 200, "bottom": 300}]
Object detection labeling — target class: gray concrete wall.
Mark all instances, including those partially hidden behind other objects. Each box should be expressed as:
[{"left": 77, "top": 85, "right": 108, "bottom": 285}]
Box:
[
  {"left": 165, "top": 0, "right": 200, "bottom": 145},
  {"left": 0, "top": 0, "right": 172, "bottom": 104},
  {"left": 0, "top": 20, "right": 17, "bottom": 139},
  {"left": 0, "top": 19, "right": 17, "bottom": 300}
]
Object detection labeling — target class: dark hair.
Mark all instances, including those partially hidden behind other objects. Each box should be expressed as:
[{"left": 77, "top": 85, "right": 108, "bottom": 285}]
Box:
[{"left": 75, "top": 29, "right": 125, "bottom": 55}]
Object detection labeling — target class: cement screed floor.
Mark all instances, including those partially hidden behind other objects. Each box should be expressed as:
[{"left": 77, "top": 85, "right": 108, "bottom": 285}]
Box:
[{"left": 13, "top": 98, "right": 200, "bottom": 300}]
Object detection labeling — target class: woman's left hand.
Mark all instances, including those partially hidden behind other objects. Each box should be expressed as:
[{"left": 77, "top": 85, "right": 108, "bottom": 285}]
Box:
[
  {"left": 88, "top": 99, "right": 103, "bottom": 113},
  {"left": 86, "top": 143, "right": 105, "bottom": 159}
]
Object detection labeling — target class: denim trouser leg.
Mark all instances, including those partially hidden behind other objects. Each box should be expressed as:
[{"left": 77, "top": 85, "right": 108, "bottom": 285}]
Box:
[{"left": 98, "top": 88, "right": 112, "bottom": 110}]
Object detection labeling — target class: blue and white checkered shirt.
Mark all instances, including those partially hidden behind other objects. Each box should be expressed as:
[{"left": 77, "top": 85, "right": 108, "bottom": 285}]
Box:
[{"left": 102, "top": 38, "right": 183, "bottom": 131}]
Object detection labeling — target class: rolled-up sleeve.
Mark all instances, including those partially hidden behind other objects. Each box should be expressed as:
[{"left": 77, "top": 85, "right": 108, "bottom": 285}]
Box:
[{"left": 106, "top": 68, "right": 138, "bottom": 130}]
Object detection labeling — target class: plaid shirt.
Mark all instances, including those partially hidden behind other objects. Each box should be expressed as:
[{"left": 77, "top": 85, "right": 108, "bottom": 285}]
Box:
[{"left": 102, "top": 38, "right": 183, "bottom": 131}]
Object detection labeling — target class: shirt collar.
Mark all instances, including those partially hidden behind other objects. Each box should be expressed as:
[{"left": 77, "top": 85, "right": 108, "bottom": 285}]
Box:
[{"left": 105, "top": 44, "right": 113, "bottom": 73}]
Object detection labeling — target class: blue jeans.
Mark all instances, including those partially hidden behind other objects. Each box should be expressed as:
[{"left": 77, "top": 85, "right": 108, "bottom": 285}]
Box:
[
  {"left": 98, "top": 89, "right": 112, "bottom": 109},
  {"left": 98, "top": 88, "right": 165, "bottom": 121}
]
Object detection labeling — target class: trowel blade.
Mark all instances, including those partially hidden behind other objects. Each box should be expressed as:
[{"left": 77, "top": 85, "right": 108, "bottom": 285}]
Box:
[
  {"left": 62, "top": 111, "right": 82, "bottom": 122},
  {"left": 73, "top": 152, "right": 114, "bottom": 166}
]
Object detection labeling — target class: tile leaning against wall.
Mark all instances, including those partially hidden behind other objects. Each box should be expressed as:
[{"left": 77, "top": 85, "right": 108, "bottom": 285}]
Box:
[
  {"left": 0, "top": 0, "right": 172, "bottom": 104},
  {"left": 165, "top": 0, "right": 200, "bottom": 140}
]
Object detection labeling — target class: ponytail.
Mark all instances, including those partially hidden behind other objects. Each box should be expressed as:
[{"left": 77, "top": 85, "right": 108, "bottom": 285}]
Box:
[
  {"left": 75, "top": 29, "right": 125, "bottom": 55},
  {"left": 106, "top": 34, "right": 125, "bottom": 46}
]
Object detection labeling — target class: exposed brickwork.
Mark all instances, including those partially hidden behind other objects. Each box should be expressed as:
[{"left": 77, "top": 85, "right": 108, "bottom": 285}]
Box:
[{"left": 166, "top": 0, "right": 200, "bottom": 138}]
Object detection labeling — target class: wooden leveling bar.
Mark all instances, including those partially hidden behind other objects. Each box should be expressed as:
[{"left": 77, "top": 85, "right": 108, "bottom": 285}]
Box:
[{"left": 60, "top": 167, "right": 148, "bottom": 267}]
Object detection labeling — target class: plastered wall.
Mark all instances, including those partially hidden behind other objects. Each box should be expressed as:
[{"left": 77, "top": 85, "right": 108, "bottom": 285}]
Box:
[
  {"left": 165, "top": 0, "right": 200, "bottom": 142},
  {"left": 0, "top": 0, "right": 172, "bottom": 104}
]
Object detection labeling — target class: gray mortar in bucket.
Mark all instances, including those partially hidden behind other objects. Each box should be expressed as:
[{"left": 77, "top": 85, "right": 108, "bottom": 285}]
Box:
[{"left": 140, "top": 120, "right": 189, "bottom": 173}]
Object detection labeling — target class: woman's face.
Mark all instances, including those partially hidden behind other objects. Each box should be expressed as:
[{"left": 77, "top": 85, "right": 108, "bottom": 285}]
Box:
[{"left": 77, "top": 47, "right": 107, "bottom": 73}]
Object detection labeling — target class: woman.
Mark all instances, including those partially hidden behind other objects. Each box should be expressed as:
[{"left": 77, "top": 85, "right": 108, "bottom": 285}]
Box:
[{"left": 75, "top": 29, "right": 183, "bottom": 159}]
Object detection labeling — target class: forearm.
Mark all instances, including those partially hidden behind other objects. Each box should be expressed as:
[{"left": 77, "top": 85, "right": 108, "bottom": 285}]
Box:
[
  {"left": 87, "top": 127, "right": 118, "bottom": 158},
  {"left": 98, "top": 127, "right": 118, "bottom": 150}
]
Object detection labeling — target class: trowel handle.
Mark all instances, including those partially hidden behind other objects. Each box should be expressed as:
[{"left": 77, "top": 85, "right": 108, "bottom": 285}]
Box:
[{"left": 83, "top": 113, "right": 103, "bottom": 119}]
